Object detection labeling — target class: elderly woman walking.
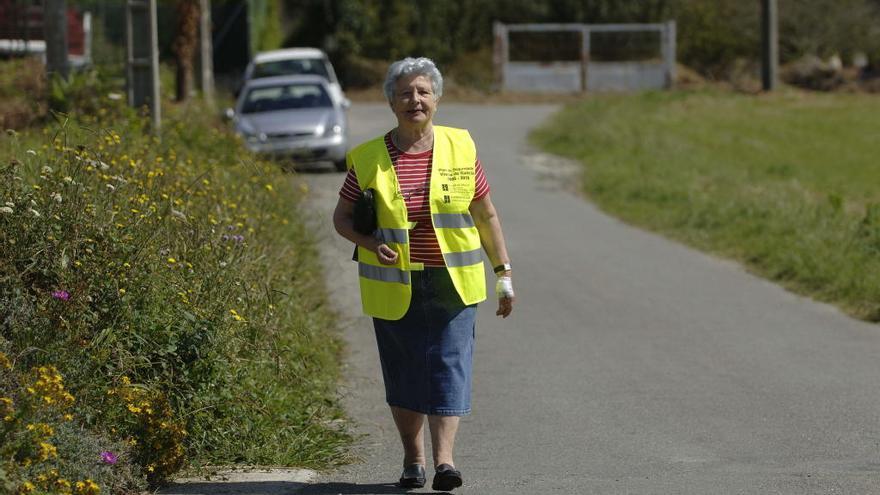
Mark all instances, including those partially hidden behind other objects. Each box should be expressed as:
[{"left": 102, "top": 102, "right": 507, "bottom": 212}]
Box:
[{"left": 332, "top": 57, "right": 515, "bottom": 491}]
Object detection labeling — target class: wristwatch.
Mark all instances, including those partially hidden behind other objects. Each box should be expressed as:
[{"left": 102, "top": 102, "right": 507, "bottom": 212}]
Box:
[{"left": 493, "top": 263, "right": 512, "bottom": 275}]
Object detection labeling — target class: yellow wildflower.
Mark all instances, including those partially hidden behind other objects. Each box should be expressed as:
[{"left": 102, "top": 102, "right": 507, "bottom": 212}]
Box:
[
  {"left": 38, "top": 441, "right": 58, "bottom": 461},
  {"left": 0, "top": 351, "right": 11, "bottom": 369},
  {"left": 74, "top": 479, "right": 101, "bottom": 495},
  {"left": 167, "top": 257, "right": 176, "bottom": 264}
]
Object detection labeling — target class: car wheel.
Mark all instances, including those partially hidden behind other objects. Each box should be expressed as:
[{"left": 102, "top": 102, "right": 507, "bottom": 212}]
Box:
[{"left": 334, "top": 159, "right": 347, "bottom": 172}]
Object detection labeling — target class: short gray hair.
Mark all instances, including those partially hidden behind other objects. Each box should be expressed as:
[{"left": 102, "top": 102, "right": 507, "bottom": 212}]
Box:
[{"left": 383, "top": 57, "right": 444, "bottom": 102}]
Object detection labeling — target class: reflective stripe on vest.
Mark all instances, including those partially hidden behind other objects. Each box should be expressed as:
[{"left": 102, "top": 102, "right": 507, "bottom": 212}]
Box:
[
  {"left": 443, "top": 248, "right": 482, "bottom": 267},
  {"left": 432, "top": 213, "right": 475, "bottom": 228},
  {"left": 349, "top": 125, "right": 487, "bottom": 320},
  {"left": 377, "top": 228, "right": 408, "bottom": 244},
  {"left": 359, "top": 263, "right": 411, "bottom": 284}
]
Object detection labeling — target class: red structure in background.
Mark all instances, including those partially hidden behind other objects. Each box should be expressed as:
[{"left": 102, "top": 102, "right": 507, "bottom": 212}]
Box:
[{"left": 0, "top": 0, "right": 88, "bottom": 60}]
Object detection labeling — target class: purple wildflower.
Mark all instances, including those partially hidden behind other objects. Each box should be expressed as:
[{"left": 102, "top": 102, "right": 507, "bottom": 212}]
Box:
[
  {"left": 221, "top": 234, "right": 230, "bottom": 241},
  {"left": 51, "top": 290, "right": 70, "bottom": 301},
  {"left": 100, "top": 451, "right": 118, "bottom": 464},
  {"left": 233, "top": 235, "right": 244, "bottom": 243}
]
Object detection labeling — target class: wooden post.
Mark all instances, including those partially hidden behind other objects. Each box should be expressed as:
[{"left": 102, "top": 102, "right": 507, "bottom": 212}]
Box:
[
  {"left": 126, "top": 0, "right": 161, "bottom": 131},
  {"left": 44, "top": 0, "right": 69, "bottom": 80},
  {"left": 761, "top": 0, "right": 778, "bottom": 91},
  {"left": 199, "top": 0, "right": 215, "bottom": 108}
]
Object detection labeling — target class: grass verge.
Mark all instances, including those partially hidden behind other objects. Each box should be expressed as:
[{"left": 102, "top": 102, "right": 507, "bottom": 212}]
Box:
[
  {"left": 531, "top": 89, "right": 880, "bottom": 321},
  {"left": 1, "top": 64, "right": 350, "bottom": 494}
]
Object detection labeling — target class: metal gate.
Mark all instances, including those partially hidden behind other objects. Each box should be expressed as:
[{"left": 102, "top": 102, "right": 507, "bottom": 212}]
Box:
[{"left": 493, "top": 21, "right": 676, "bottom": 93}]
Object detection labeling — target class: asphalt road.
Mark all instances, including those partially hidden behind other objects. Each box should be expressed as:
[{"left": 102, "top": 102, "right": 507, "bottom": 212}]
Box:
[{"left": 299, "top": 102, "right": 880, "bottom": 494}]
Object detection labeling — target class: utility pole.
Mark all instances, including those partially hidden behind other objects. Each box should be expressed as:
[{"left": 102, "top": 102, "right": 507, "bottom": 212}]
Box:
[
  {"left": 126, "top": 0, "right": 161, "bottom": 132},
  {"left": 761, "top": 0, "right": 778, "bottom": 91},
  {"left": 43, "top": 0, "right": 69, "bottom": 80},
  {"left": 199, "top": 0, "right": 215, "bottom": 108}
]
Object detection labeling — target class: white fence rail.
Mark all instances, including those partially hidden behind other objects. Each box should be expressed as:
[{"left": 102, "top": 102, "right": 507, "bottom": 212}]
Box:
[{"left": 493, "top": 22, "right": 676, "bottom": 93}]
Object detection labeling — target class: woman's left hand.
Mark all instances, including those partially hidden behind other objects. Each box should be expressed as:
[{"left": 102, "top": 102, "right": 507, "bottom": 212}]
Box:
[
  {"left": 497, "top": 295, "right": 514, "bottom": 318},
  {"left": 495, "top": 275, "right": 514, "bottom": 318}
]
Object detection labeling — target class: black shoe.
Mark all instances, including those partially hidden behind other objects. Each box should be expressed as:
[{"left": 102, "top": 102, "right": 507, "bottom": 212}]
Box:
[
  {"left": 399, "top": 463, "right": 426, "bottom": 488},
  {"left": 432, "top": 464, "right": 463, "bottom": 492}
]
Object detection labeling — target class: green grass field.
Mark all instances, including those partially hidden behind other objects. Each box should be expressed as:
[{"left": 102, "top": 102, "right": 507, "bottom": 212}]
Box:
[{"left": 531, "top": 89, "right": 880, "bottom": 321}]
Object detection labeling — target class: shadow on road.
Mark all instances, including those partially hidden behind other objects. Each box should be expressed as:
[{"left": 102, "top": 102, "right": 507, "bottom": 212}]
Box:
[
  {"left": 159, "top": 480, "right": 307, "bottom": 495},
  {"left": 302, "top": 482, "right": 453, "bottom": 495}
]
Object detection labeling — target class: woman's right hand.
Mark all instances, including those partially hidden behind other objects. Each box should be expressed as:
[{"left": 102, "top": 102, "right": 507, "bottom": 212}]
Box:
[{"left": 375, "top": 243, "right": 399, "bottom": 265}]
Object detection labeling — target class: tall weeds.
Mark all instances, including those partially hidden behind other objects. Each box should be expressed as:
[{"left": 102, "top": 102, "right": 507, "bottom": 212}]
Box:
[{"left": 1, "top": 91, "right": 349, "bottom": 492}]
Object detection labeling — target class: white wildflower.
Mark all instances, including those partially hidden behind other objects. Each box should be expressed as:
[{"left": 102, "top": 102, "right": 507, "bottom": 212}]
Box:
[
  {"left": 4, "top": 202, "right": 13, "bottom": 207},
  {"left": 62, "top": 176, "right": 74, "bottom": 184},
  {"left": 99, "top": 161, "right": 110, "bottom": 171},
  {"left": 29, "top": 208, "right": 41, "bottom": 218},
  {"left": 105, "top": 184, "right": 116, "bottom": 192},
  {"left": 41, "top": 165, "right": 53, "bottom": 174},
  {"left": 0, "top": 206, "right": 13, "bottom": 215},
  {"left": 26, "top": 149, "right": 36, "bottom": 156},
  {"left": 219, "top": 261, "right": 227, "bottom": 268},
  {"left": 50, "top": 192, "right": 62, "bottom": 203}
]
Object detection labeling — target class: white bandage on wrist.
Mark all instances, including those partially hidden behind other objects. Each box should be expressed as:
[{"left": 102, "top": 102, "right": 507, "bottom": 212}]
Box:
[{"left": 495, "top": 275, "right": 514, "bottom": 299}]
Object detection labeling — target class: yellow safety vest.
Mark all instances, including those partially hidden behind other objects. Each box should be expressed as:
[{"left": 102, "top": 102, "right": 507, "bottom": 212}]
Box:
[{"left": 348, "top": 125, "right": 487, "bottom": 320}]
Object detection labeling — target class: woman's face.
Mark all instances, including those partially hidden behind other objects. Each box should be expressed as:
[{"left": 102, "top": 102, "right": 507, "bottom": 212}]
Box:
[{"left": 390, "top": 74, "right": 437, "bottom": 127}]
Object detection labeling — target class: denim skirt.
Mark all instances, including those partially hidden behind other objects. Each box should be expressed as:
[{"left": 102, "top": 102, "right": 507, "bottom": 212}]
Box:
[{"left": 372, "top": 268, "right": 477, "bottom": 416}]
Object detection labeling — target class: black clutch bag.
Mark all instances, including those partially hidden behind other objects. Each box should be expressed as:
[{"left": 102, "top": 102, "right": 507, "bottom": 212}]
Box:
[
  {"left": 351, "top": 188, "right": 377, "bottom": 261},
  {"left": 353, "top": 188, "right": 377, "bottom": 235}
]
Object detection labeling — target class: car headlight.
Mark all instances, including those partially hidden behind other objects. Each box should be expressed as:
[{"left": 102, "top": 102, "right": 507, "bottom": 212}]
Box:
[{"left": 320, "top": 123, "right": 343, "bottom": 137}]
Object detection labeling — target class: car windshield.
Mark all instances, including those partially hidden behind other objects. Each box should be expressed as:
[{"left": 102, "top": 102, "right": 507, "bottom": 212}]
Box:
[
  {"left": 252, "top": 58, "right": 330, "bottom": 80},
  {"left": 241, "top": 83, "right": 332, "bottom": 114}
]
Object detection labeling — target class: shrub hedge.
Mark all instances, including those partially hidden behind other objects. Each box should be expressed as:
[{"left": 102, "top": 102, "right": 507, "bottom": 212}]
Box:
[{"left": 1, "top": 76, "right": 349, "bottom": 493}]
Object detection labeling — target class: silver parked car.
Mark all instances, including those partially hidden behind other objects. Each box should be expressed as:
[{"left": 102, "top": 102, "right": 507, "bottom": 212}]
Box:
[
  {"left": 243, "top": 48, "right": 350, "bottom": 108},
  {"left": 229, "top": 75, "right": 349, "bottom": 171}
]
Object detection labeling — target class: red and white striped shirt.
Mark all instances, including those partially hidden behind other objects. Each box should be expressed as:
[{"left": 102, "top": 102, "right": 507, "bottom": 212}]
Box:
[{"left": 339, "top": 131, "right": 490, "bottom": 267}]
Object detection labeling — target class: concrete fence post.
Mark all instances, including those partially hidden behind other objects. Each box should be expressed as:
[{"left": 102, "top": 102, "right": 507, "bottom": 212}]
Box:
[
  {"left": 665, "top": 20, "right": 677, "bottom": 88},
  {"left": 199, "top": 0, "right": 215, "bottom": 108},
  {"left": 493, "top": 22, "right": 507, "bottom": 92}
]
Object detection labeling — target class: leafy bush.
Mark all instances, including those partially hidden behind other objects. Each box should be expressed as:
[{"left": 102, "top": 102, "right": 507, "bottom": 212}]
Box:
[
  {"left": 0, "top": 58, "right": 48, "bottom": 129},
  {"left": 1, "top": 86, "right": 350, "bottom": 491}
]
